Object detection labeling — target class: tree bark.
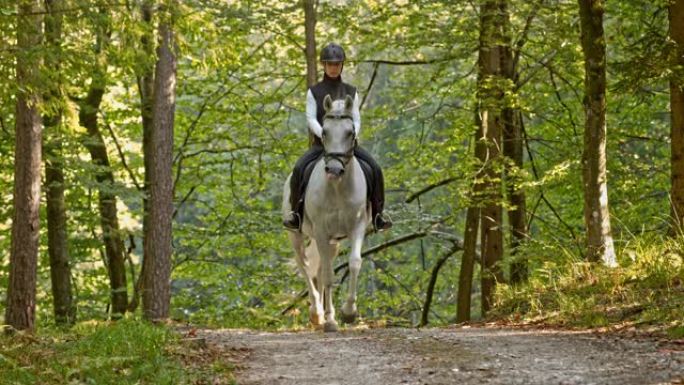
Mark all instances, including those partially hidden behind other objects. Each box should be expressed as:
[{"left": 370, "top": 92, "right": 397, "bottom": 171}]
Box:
[
  {"left": 456, "top": 205, "right": 480, "bottom": 323},
  {"left": 5, "top": 0, "right": 43, "bottom": 331},
  {"left": 79, "top": 8, "right": 128, "bottom": 317},
  {"left": 304, "top": 0, "right": 318, "bottom": 146},
  {"left": 130, "top": 0, "right": 155, "bottom": 313},
  {"left": 478, "top": 0, "right": 505, "bottom": 316},
  {"left": 577, "top": 0, "right": 616, "bottom": 266},
  {"left": 44, "top": 0, "right": 75, "bottom": 325},
  {"left": 143, "top": 3, "right": 177, "bottom": 320},
  {"left": 670, "top": 0, "right": 684, "bottom": 235},
  {"left": 501, "top": 0, "right": 528, "bottom": 284},
  {"left": 504, "top": 111, "right": 528, "bottom": 282},
  {"left": 503, "top": 107, "right": 526, "bottom": 275}
]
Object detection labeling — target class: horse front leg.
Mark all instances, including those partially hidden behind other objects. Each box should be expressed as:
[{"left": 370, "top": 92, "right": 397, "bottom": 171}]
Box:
[
  {"left": 289, "top": 233, "right": 323, "bottom": 327},
  {"left": 315, "top": 238, "right": 338, "bottom": 332},
  {"left": 341, "top": 224, "right": 365, "bottom": 324}
]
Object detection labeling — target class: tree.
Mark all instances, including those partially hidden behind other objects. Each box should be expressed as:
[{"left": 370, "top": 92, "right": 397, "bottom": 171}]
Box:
[
  {"left": 130, "top": 0, "right": 155, "bottom": 313},
  {"left": 304, "top": 0, "right": 318, "bottom": 88},
  {"left": 143, "top": 1, "right": 177, "bottom": 320},
  {"left": 44, "top": 0, "right": 75, "bottom": 325},
  {"left": 478, "top": 0, "right": 506, "bottom": 315},
  {"left": 501, "top": 0, "right": 528, "bottom": 284},
  {"left": 79, "top": 6, "right": 128, "bottom": 317},
  {"left": 5, "top": 0, "right": 43, "bottom": 331},
  {"left": 670, "top": 0, "right": 684, "bottom": 235},
  {"left": 577, "top": 0, "right": 616, "bottom": 266},
  {"left": 304, "top": 0, "right": 318, "bottom": 146}
]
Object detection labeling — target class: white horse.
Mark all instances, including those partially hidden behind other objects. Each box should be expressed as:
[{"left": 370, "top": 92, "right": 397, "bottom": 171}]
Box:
[{"left": 282, "top": 94, "right": 371, "bottom": 332}]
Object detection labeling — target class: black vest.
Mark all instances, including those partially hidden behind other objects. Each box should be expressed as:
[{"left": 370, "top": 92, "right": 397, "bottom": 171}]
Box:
[{"left": 309, "top": 74, "right": 357, "bottom": 126}]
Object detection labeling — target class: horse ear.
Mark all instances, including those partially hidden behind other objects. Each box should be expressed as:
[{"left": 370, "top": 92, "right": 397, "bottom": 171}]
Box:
[
  {"left": 344, "top": 94, "right": 353, "bottom": 112},
  {"left": 323, "top": 95, "right": 333, "bottom": 112}
]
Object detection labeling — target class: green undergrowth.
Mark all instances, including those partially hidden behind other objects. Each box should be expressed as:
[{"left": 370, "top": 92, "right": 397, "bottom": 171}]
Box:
[
  {"left": 0, "top": 318, "right": 236, "bottom": 385},
  {"left": 491, "top": 235, "right": 684, "bottom": 338}
]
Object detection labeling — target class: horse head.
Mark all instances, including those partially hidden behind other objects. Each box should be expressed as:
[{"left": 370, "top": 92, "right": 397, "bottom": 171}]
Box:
[{"left": 321, "top": 94, "right": 356, "bottom": 179}]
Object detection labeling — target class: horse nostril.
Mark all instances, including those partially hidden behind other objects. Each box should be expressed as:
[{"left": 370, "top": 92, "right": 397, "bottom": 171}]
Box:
[
  {"left": 325, "top": 166, "right": 330, "bottom": 173},
  {"left": 339, "top": 169, "right": 345, "bottom": 175}
]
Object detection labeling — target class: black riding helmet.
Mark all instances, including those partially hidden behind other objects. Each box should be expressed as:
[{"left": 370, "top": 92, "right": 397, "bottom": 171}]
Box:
[{"left": 320, "top": 43, "right": 346, "bottom": 63}]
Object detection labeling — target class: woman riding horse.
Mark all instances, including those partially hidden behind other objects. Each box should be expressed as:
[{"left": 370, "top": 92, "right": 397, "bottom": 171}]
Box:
[{"left": 283, "top": 43, "right": 392, "bottom": 232}]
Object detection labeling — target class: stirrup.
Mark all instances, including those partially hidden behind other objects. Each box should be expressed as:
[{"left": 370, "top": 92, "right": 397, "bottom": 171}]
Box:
[{"left": 283, "top": 212, "right": 302, "bottom": 232}]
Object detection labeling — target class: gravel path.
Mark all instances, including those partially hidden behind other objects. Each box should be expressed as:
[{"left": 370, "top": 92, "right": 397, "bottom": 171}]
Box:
[{"left": 198, "top": 327, "right": 684, "bottom": 385}]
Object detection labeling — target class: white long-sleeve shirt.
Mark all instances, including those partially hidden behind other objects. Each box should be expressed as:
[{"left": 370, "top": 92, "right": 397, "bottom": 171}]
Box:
[{"left": 306, "top": 89, "right": 361, "bottom": 138}]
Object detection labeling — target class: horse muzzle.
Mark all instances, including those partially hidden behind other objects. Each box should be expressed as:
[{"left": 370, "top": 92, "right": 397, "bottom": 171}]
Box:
[{"left": 325, "top": 164, "right": 345, "bottom": 179}]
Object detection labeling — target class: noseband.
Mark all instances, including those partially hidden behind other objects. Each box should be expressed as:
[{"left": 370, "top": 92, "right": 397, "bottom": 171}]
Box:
[{"left": 323, "top": 112, "right": 356, "bottom": 166}]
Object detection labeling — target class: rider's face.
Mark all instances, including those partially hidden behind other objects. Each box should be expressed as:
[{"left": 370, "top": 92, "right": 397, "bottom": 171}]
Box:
[{"left": 323, "top": 62, "right": 343, "bottom": 78}]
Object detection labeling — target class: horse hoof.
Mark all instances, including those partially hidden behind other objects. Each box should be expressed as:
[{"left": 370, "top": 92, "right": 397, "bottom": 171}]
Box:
[
  {"left": 340, "top": 312, "right": 358, "bottom": 324},
  {"left": 323, "top": 321, "right": 339, "bottom": 332},
  {"left": 310, "top": 313, "right": 323, "bottom": 326}
]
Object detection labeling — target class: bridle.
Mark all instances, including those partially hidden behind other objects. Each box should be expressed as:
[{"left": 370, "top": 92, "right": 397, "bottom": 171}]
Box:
[{"left": 322, "top": 112, "right": 356, "bottom": 166}]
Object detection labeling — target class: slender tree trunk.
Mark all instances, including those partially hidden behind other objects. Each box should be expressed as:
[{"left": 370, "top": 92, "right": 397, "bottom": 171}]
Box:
[
  {"left": 504, "top": 111, "right": 528, "bottom": 283},
  {"left": 577, "top": 0, "right": 616, "bottom": 266},
  {"left": 44, "top": 0, "right": 75, "bottom": 325},
  {"left": 304, "top": 0, "right": 317, "bottom": 88},
  {"left": 5, "top": 0, "right": 43, "bottom": 331},
  {"left": 130, "top": 0, "right": 155, "bottom": 313},
  {"left": 456, "top": 205, "right": 480, "bottom": 323},
  {"left": 457, "top": 106, "right": 488, "bottom": 323},
  {"left": 143, "top": 3, "right": 177, "bottom": 320},
  {"left": 670, "top": 0, "right": 684, "bottom": 235},
  {"left": 304, "top": 0, "right": 318, "bottom": 146},
  {"left": 79, "top": 9, "right": 128, "bottom": 316},
  {"left": 501, "top": 5, "right": 528, "bottom": 281},
  {"left": 479, "top": 0, "right": 505, "bottom": 316}
]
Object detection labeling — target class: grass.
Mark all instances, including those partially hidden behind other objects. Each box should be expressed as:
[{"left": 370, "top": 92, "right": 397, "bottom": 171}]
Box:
[
  {"left": 490, "top": 235, "right": 684, "bottom": 336},
  {"left": 0, "top": 318, "right": 237, "bottom": 385}
]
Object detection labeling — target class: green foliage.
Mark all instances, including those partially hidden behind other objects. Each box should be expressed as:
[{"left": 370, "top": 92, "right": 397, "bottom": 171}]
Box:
[
  {"left": 0, "top": 0, "right": 681, "bottom": 333},
  {"left": 0, "top": 319, "right": 235, "bottom": 385},
  {"left": 491, "top": 234, "right": 684, "bottom": 334}
]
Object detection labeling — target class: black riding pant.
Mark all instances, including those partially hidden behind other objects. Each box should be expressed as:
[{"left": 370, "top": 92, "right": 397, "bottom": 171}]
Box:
[{"left": 289, "top": 144, "right": 386, "bottom": 219}]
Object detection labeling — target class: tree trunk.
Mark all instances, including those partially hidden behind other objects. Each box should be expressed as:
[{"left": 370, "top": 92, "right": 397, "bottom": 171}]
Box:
[
  {"left": 500, "top": 0, "right": 527, "bottom": 284},
  {"left": 504, "top": 110, "right": 528, "bottom": 283},
  {"left": 44, "top": 0, "right": 75, "bottom": 325},
  {"left": 131, "top": 0, "right": 155, "bottom": 313},
  {"left": 143, "top": 3, "right": 177, "bottom": 320},
  {"left": 79, "top": 9, "right": 128, "bottom": 316},
  {"left": 670, "top": 0, "right": 684, "bottom": 235},
  {"left": 5, "top": 0, "right": 43, "bottom": 331},
  {"left": 304, "top": 0, "right": 318, "bottom": 146},
  {"left": 577, "top": 0, "right": 616, "bottom": 266},
  {"left": 456, "top": 205, "right": 480, "bottom": 323},
  {"left": 478, "top": 0, "right": 505, "bottom": 316}
]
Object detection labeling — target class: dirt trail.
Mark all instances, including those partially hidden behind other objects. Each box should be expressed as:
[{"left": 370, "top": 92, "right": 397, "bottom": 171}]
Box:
[{"left": 198, "top": 327, "right": 684, "bottom": 385}]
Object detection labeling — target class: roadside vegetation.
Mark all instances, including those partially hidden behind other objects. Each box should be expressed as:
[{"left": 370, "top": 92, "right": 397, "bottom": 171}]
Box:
[
  {"left": 491, "top": 235, "right": 684, "bottom": 338},
  {"left": 0, "top": 319, "right": 237, "bottom": 385}
]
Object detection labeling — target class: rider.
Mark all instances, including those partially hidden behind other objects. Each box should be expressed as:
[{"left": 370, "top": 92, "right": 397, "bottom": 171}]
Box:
[{"left": 283, "top": 42, "right": 392, "bottom": 232}]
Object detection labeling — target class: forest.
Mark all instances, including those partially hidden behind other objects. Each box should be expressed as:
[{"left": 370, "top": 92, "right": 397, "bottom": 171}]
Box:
[{"left": 1, "top": 0, "right": 683, "bottom": 383}]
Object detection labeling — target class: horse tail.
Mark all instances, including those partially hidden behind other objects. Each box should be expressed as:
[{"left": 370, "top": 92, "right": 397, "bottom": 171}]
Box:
[{"left": 304, "top": 240, "right": 320, "bottom": 280}]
